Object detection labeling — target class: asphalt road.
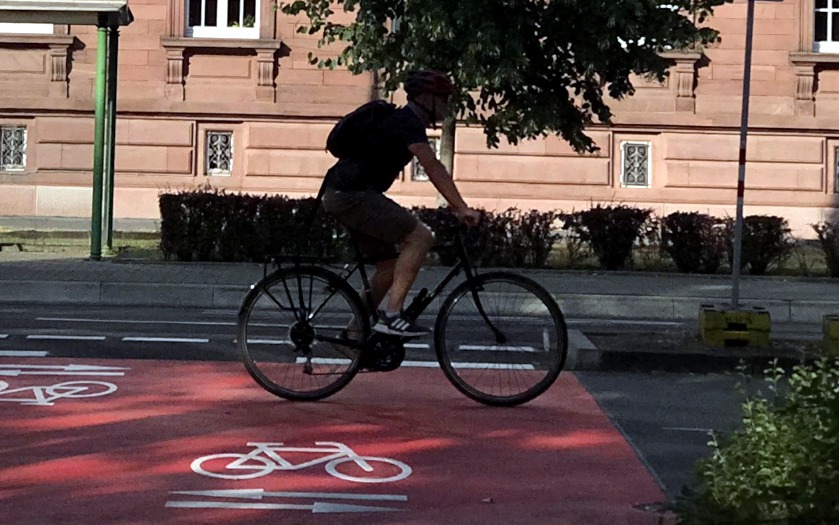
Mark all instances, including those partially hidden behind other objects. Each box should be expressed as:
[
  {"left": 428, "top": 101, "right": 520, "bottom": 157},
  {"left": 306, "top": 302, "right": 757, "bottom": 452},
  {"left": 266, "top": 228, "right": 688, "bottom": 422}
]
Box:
[{"left": 0, "top": 303, "right": 756, "bottom": 502}]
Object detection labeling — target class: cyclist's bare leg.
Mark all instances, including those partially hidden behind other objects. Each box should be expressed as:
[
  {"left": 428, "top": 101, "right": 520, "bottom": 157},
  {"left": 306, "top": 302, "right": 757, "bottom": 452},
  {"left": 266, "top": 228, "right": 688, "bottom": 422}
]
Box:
[
  {"left": 369, "top": 259, "right": 396, "bottom": 309},
  {"left": 387, "top": 223, "right": 434, "bottom": 313},
  {"left": 345, "top": 260, "right": 395, "bottom": 339}
]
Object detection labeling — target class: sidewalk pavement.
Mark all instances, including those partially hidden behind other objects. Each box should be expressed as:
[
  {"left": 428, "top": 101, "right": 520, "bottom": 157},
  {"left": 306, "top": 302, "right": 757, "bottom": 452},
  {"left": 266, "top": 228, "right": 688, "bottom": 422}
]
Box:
[{"left": 0, "top": 247, "right": 836, "bottom": 371}]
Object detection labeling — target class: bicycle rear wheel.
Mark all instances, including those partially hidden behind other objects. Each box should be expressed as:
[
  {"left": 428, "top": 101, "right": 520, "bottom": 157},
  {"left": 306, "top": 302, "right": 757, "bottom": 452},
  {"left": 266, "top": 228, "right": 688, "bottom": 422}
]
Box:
[
  {"left": 434, "top": 272, "right": 567, "bottom": 406},
  {"left": 238, "top": 265, "right": 369, "bottom": 401}
]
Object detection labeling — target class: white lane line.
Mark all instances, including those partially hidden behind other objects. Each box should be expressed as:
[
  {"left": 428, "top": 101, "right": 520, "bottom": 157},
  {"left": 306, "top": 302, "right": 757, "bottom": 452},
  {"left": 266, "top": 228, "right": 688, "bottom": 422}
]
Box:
[
  {"left": 662, "top": 427, "right": 712, "bottom": 433},
  {"left": 458, "top": 345, "right": 537, "bottom": 353},
  {"left": 404, "top": 343, "right": 429, "bottom": 349},
  {"left": 293, "top": 358, "right": 535, "bottom": 370},
  {"left": 38, "top": 317, "right": 235, "bottom": 326},
  {"left": 122, "top": 337, "right": 209, "bottom": 343},
  {"left": 0, "top": 334, "right": 7, "bottom": 339},
  {"left": 0, "top": 351, "right": 49, "bottom": 357},
  {"left": 26, "top": 335, "right": 106, "bottom": 341}
]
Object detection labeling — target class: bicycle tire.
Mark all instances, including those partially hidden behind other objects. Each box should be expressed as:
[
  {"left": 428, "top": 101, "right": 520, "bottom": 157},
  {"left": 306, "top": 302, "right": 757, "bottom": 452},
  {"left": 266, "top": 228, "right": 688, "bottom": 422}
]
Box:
[
  {"left": 238, "top": 265, "right": 369, "bottom": 401},
  {"left": 434, "top": 272, "right": 567, "bottom": 406}
]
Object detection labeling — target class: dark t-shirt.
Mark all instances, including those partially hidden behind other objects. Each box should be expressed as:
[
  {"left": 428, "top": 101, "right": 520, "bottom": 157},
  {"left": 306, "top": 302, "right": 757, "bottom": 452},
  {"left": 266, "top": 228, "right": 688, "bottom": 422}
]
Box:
[{"left": 325, "top": 105, "right": 428, "bottom": 192}]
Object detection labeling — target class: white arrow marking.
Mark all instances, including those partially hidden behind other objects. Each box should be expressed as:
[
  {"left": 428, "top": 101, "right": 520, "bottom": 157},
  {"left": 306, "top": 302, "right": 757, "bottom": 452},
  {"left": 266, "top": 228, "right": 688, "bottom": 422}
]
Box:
[
  {"left": 0, "top": 364, "right": 129, "bottom": 377},
  {"left": 0, "top": 364, "right": 129, "bottom": 371},
  {"left": 171, "top": 489, "right": 407, "bottom": 502},
  {"left": 165, "top": 501, "right": 403, "bottom": 513}
]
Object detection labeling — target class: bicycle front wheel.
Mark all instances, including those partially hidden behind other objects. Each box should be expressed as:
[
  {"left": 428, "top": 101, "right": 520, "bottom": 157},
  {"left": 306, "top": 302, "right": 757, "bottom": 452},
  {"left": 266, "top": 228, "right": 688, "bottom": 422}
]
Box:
[
  {"left": 434, "top": 272, "right": 567, "bottom": 406},
  {"left": 238, "top": 266, "right": 369, "bottom": 401}
]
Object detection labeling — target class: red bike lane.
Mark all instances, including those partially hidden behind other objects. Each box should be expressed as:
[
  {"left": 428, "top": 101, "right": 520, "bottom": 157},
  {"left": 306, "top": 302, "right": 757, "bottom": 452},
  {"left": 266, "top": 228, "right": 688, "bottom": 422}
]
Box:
[{"left": 0, "top": 358, "right": 666, "bottom": 525}]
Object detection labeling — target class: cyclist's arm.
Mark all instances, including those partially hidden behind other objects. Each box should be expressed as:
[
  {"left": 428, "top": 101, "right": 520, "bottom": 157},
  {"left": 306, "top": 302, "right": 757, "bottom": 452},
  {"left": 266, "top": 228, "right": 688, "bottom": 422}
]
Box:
[{"left": 408, "top": 142, "right": 469, "bottom": 212}]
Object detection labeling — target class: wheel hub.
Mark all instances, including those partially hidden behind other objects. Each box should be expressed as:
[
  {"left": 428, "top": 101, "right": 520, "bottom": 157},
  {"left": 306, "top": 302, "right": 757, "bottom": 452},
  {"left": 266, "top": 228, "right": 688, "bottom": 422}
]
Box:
[{"left": 288, "top": 321, "right": 315, "bottom": 348}]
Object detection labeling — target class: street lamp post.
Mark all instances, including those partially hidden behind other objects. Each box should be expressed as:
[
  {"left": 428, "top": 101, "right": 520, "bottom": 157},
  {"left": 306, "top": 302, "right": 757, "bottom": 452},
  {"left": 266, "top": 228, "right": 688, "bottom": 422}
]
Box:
[{"left": 730, "top": 0, "right": 784, "bottom": 307}]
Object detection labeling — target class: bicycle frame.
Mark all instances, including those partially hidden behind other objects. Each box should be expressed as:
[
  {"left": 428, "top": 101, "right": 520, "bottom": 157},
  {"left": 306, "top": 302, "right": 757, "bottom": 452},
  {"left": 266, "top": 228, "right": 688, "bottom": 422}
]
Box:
[{"left": 261, "top": 227, "right": 506, "bottom": 351}]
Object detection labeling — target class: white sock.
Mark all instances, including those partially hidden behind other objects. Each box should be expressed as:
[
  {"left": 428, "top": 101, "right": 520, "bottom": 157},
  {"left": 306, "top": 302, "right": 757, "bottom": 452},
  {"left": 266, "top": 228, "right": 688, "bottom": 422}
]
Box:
[{"left": 385, "top": 309, "right": 401, "bottom": 318}]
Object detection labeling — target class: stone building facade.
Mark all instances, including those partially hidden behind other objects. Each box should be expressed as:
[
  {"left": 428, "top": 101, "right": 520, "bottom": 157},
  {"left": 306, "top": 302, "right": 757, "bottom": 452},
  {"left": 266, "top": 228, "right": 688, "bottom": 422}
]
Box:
[{"left": 0, "top": 0, "right": 837, "bottom": 236}]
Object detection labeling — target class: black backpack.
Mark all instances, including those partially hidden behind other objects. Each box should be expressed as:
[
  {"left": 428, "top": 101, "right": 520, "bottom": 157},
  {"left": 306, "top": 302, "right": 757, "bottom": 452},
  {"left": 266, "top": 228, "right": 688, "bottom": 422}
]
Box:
[{"left": 326, "top": 99, "right": 396, "bottom": 159}]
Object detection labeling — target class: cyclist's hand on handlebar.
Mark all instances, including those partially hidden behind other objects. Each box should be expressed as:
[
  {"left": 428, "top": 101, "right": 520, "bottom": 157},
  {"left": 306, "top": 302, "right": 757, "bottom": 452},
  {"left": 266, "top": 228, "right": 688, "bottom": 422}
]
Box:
[{"left": 454, "top": 206, "right": 481, "bottom": 227}]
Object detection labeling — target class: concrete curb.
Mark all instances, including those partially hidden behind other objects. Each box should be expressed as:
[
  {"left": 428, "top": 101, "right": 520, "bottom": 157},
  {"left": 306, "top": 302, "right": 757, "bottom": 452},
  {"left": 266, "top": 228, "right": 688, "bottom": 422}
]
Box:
[{"left": 1, "top": 280, "right": 835, "bottom": 324}]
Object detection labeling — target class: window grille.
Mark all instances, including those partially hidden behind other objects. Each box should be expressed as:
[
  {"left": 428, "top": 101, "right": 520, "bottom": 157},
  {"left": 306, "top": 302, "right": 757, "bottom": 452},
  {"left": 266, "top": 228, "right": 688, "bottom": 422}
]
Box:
[
  {"left": 187, "top": 0, "right": 259, "bottom": 39},
  {"left": 411, "top": 137, "right": 441, "bottom": 181},
  {"left": 815, "top": 0, "right": 840, "bottom": 52},
  {"left": 621, "top": 141, "right": 651, "bottom": 187},
  {"left": 206, "top": 131, "right": 233, "bottom": 176},
  {"left": 1, "top": 126, "right": 26, "bottom": 172}
]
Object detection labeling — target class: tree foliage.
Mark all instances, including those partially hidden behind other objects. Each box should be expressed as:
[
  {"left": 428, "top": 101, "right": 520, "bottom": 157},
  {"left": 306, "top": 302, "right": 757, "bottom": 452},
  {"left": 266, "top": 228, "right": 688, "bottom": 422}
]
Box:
[{"left": 281, "top": 0, "right": 729, "bottom": 152}]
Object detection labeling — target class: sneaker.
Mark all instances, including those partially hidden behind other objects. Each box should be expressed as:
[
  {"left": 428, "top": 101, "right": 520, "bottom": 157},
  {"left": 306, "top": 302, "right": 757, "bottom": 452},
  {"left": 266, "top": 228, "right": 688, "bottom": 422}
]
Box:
[{"left": 372, "top": 312, "right": 431, "bottom": 338}]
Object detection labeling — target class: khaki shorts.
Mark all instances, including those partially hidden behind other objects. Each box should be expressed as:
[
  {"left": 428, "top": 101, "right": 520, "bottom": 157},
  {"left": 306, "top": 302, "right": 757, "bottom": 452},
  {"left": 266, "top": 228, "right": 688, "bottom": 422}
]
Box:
[{"left": 322, "top": 189, "right": 419, "bottom": 260}]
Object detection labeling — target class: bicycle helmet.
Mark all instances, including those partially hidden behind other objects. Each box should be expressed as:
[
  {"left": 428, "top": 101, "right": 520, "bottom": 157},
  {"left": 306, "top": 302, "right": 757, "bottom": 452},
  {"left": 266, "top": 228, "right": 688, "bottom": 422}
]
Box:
[{"left": 404, "top": 70, "right": 456, "bottom": 99}]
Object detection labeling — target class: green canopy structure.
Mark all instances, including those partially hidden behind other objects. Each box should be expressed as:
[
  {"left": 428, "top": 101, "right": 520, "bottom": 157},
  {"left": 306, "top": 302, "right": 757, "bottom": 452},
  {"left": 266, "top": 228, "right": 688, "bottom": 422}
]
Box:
[{"left": 0, "top": 0, "right": 134, "bottom": 260}]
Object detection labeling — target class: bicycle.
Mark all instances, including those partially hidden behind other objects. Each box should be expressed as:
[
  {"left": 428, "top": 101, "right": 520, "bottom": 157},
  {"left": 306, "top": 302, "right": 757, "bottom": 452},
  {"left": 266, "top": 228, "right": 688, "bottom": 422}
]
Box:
[
  {"left": 237, "top": 226, "right": 568, "bottom": 406},
  {"left": 191, "top": 441, "right": 411, "bottom": 483}
]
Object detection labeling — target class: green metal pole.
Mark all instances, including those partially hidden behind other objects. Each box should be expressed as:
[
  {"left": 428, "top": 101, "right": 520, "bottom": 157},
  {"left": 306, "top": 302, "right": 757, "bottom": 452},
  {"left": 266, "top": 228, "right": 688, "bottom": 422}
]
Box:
[
  {"left": 90, "top": 19, "right": 108, "bottom": 261},
  {"left": 103, "top": 26, "right": 119, "bottom": 255}
]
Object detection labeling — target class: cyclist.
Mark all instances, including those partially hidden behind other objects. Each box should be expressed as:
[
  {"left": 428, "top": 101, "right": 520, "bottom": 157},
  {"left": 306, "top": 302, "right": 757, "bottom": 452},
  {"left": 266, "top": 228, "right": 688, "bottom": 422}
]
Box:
[{"left": 322, "top": 69, "right": 481, "bottom": 338}]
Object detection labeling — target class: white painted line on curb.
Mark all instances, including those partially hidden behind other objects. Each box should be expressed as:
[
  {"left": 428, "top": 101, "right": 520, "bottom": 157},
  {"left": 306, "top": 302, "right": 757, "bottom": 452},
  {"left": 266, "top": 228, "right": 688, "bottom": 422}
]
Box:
[
  {"left": 26, "top": 335, "right": 106, "bottom": 341},
  {"left": 122, "top": 337, "right": 210, "bottom": 343},
  {"left": 0, "top": 350, "right": 49, "bottom": 357}
]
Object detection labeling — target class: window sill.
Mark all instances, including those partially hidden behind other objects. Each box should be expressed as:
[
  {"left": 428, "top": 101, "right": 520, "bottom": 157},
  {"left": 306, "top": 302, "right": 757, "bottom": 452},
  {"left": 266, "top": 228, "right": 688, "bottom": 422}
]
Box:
[
  {"left": 161, "top": 36, "right": 282, "bottom": 51},
  {"left": 0, "top": 35, "right": 73, "bottom": 46},
  {"left": 789, "top": 51, "right": 840, "bottom": 65}
]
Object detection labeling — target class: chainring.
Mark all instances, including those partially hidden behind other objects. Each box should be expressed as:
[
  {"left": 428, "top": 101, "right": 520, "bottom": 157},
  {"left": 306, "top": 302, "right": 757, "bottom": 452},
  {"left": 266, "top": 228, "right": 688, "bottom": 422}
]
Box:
[{"left": 360, "top": 334, "right": 406, "bottom": 372}]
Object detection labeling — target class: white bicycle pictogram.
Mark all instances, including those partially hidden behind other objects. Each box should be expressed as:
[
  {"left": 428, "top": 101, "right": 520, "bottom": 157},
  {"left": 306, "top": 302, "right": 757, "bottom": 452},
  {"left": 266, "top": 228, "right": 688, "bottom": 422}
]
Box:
[
  {"left": 191, "top": 441, "right": 412, "bottom": 483},
  {"left": 0, "top": 380, "right": 118, "bottom": 406}
]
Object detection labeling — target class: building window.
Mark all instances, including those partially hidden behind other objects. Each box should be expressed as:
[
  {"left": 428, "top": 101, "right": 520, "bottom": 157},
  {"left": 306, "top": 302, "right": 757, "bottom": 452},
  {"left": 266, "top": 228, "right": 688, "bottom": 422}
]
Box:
[
  {"left": 815, "top": 0, "right": 840, "bottom": 52},
  {"left": 0, "top": 23, "right": 53, "bottom": 35},
  {"left": 1, "top": 126, "right": 26, "bottom": 172},
  {"left": 411, "top": 137, "right": 441, "bottom": 181},
  {"left": 620, "top": 141, "right": 651, "bottom": 187},
  {"left": 206, "top": 131, "right": 233, "bottom": 176},
  {"left": 186, "top": 0, "right": 259, "bottom": 39}
]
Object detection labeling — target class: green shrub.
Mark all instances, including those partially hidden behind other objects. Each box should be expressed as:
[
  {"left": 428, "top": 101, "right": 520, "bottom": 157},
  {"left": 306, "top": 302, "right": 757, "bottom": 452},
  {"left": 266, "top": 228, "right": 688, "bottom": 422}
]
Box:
[
  {"left": 562, "top": 205, "right": 652, "bottom": 270},
  {"left": 673, "top": 358, "right": 839, "bottom": 524},
  {"left": 726, "top": 215, "right": 794, "bottom": 276},
  {"left": 413, "top": 206, "right": 558, "bottom": 268},
  {"left": 812, "top": 221, "right": 838, "bottom": 277},
  {"left": 662, "top": 212, "right": 727, "bottom": 273}
]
